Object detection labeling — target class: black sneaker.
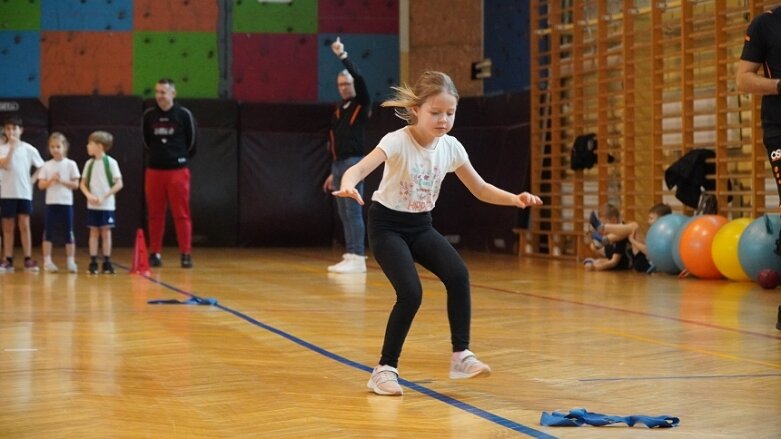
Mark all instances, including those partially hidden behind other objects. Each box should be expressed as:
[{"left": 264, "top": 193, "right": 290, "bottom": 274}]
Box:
[
  {"left": 102, "top": 261, "right": 115, "bottom": 275},
  {"left": 149, "top": 253, "right": 162, "bottom": 267},
  {"left": 181, "top": 253, "right": 192, "bottom": 269},
  {"left": 88, "top": 261, "right": 99, "bottom": 275}
]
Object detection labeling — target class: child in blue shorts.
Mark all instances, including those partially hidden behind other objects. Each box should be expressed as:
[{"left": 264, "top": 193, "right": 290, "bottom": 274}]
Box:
[
  {"left": 79, "top": 131, "right": 123, "bottom": 275},
  {"left": 38, "top": 132, "right": 81, "bottom": 273}
]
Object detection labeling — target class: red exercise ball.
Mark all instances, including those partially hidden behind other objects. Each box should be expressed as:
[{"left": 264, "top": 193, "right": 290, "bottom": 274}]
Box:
[
  {"left": 679, "top": 215, "right": 728, "bottom": 279},
  {"left": 757, "top": 269, "right": 781, "bottom": 289}
]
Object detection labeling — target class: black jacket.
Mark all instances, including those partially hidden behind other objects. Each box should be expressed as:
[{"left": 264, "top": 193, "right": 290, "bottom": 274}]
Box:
[
  {"left": 329, "top": 56, "right": 371, "bottom": 160},
  {"left": 142, "top": 103, "right": 197, "bottom": 170},
  {"left": 664, "top": 148, "right": 731, "bottom": 208}
]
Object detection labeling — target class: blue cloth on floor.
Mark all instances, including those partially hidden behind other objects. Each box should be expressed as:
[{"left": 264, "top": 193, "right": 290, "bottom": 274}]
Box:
[
  {"left": 148, "top": 296, "right": 218, "bottom": 306},
  {"left": 540, "top": 408, "right": 679, "bottom": 428}
]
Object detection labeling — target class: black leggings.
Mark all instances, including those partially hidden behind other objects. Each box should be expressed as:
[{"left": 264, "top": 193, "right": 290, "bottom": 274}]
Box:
[
  {"left": 766, "top": 134, "right": 781, "bottom": 204},
  {"left": 368, "top": 203, "right": 471, "bottom": 368}
]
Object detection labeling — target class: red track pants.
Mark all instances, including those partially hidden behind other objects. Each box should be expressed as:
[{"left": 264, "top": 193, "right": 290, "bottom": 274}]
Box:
[{"left": 145, "top": 168, "right": 192, "bottom": 254}]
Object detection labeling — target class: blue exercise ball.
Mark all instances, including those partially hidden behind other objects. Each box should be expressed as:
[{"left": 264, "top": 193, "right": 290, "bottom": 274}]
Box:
[
  {"left": 646, "top": 213, "right": 689, "bottom": 274},
  {"left": 737, "top": 214, "right": 781, "bottom": 282}
]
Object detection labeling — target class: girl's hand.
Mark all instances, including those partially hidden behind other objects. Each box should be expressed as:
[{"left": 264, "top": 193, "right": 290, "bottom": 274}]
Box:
[
  {"left": 516, "top": 192, "right": 543, "bottom": 208},
  {"left": 332, "top": 187, "right": 364, "bottom": 205}
]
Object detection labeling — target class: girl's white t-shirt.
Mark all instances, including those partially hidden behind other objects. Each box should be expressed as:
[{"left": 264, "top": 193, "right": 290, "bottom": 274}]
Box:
[
  {"left": 81, "top": 155, "right": 122, "bottom": 211},
  {"left": 39, "top": 158, "right": 81, "bottom": 205},
  {"left": 0, "top": 141, "right": 45, "bottom": 200},
  {"left": 372, "top": 126, "right": 469, "bottom": 213}
]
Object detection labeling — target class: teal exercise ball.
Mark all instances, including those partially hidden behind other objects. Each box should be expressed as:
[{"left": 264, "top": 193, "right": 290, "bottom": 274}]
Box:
[
  {"left": 646, "top": 213, "right": 689, "bottom": 274},
  {"left": 737, "top": 214, "right": 781, "bottom": 282}
]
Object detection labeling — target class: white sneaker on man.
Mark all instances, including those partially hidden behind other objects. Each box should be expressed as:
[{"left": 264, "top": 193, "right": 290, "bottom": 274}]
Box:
[
  {"left": 67, "top": 261, "right": 78, "bottom": 273},
  {"left": 328, "top": 253, "right": 366, "bottom": 273},
  {"left": 367, "top": 365, "right": 403, "bottom": 396}
]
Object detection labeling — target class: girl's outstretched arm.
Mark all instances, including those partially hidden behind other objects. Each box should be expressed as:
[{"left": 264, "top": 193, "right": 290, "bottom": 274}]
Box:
[
  {"left": 455, "top": 160, "right": 543, "bottom": 208},
  {"left": 332, "top": 147, "right": 387, "bottom": 205}
]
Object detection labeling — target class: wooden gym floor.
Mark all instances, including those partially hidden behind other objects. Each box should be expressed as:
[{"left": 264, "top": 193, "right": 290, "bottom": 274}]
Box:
[{"left": 0, "top": 247, "right": 779, "bottom": 438}]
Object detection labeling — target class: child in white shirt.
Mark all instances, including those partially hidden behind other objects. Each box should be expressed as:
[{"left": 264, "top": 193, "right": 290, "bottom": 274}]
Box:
[
  {"left": 0, "top": 116, "right": 45, "bottom": 272},
  {"left": 37, "top": 132, "right": 81, "bottom": 273},
  {"left": 79, "top": 131, "right": 123, "bottom": 275}
]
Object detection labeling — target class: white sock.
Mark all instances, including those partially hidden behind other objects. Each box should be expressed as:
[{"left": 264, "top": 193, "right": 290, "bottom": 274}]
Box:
[
  {"left": 44, "top": 256, "right": 53, "bottom": 265},
  {"left": 67, "top": 257, "right": 75, "bottom": 264}
]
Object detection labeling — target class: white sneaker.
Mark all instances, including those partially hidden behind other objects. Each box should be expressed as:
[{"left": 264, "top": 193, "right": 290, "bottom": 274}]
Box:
[
  {"left": 449, "top": 350, "right": 491, "bottom": 379},
  {"left": 67, "top": 262, "right": 78, "bottom": 273},
  {"left": 329, "top": 253, "right": 366, "bottom": 273},
  {"left": 327, "top": 254, "right": 350, "bottom": 272},
  {"left": 44, "top": 262, "right": 59, "bottom": 273},
  {"left": 367, "top": 365, "right": 403, "bottom": 396}
]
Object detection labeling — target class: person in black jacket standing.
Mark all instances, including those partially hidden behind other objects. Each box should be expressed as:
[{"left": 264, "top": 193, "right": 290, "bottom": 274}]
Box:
[
  {"left": 737, "top": 7, "right": 781, "bottom": 215},
  {"left": 322, "top": 37, "right": 371, "bottom": 273},
  {"left": 142, "top": 78, "right": 197, "bottom": 268}
]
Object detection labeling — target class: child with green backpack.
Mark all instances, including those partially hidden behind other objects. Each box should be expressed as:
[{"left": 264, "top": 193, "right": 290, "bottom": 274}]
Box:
[{"left": 79, "top": 131, "right": 123, "bottom": 275}]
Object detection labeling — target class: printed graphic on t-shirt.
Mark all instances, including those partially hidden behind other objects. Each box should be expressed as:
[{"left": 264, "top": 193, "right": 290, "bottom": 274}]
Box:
[{"left": 401, "top": 163, "right": 443, "bottom": 211}]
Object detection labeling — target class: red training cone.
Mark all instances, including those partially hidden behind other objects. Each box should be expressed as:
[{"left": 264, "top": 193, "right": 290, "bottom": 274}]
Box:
[{"left": 130, "top": 228, "right": 152, "bottom": 275}]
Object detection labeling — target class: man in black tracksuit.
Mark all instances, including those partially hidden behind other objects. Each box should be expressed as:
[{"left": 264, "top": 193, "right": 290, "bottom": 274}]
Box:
[{"left": 142, "top": 78, "right": 197, "bottom": 268}]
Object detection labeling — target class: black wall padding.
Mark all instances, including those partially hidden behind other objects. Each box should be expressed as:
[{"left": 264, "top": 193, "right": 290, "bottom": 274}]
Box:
[
  {"left": 238, "top": 103, "right": 334, "bottom": 246},
  {"left": 0, "top": 98, "right": 49, "bottom": 146},
  {"left": 48, "top": 95, "right": 145, "bottom": 247},
  {"left": 3, "top": 92, "right": 531, "bottom": 253},
  {"left": 434, "top": 92, "right": 532, "bottom": 253},
  {"left": 172, "top": 98, "right": 239, "bottom": 247}
]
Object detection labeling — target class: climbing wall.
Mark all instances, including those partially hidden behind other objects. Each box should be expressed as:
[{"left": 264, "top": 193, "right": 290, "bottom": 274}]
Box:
[
  {"left": 484, "top": 1, "right": 530, "bottom": 93},
  {"left": 0, "top": 0, "right": 399, "bottom": 104},
  {"left": 133, "top": 31, "right": 219, "bottom": 98},
  {"left": 41, "top": 32, "right": 133, "bottom": 98},
  {"left": 0, "top": 0, "right": 41, "bottom": 98}
]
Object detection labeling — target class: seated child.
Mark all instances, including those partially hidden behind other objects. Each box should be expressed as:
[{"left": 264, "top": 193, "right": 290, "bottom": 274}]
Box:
[
  {"left": 583, "top": 203, "right": 631, "bottom": 271},
  {"left": 590, "top": 203, "right": 672, "bottom": 273}
]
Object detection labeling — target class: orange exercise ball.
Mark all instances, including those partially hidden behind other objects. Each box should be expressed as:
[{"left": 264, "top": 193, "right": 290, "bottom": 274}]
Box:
[{"left": 679, "top": 215, "right": 728, "bottom": 279}]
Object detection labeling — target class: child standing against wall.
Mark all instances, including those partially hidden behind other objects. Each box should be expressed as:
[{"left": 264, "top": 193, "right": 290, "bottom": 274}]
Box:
[
  {"left": 38, "top": 132, "right": 81, "bottom": 273},
  {"left": 80, "top": 131, "right": 123, "bottom": 275},
  {"left": 0, "top": 116, "right": 44, "bottom": 272}
]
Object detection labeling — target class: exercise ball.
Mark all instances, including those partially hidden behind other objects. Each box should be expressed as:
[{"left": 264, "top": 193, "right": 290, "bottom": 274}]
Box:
[
  {"left": 737, "top": 214, "right": 781, "bottom": 282},
  {"left": 671, "top": 216, "right": 694, "bottom": 272},
  {"left": 711, "top": 218, "right": 752, "bottom": 281},
  {"left": 646, "top": 213, "right": 689, "bottom": 274},
  {"left": 679, "top": 215, "right": 728, "bottom": 279}
]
